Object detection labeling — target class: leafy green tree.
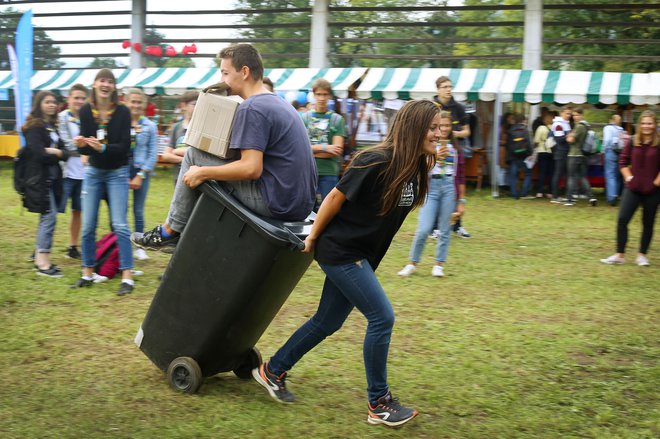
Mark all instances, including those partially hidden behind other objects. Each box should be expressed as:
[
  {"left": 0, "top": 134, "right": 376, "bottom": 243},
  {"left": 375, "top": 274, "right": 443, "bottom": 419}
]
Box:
[
  {"left": 0, "top": 7, "right": 64, "bottom": 70},
  {"left": 163, "top": 57, "right": 196, "bottom": 68},
  {"left": 88, "top": 57, "right": 124, "bottom": 69}
]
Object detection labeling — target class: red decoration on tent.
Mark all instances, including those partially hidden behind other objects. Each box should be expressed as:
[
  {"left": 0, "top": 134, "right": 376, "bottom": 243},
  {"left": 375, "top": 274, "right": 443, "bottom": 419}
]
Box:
[
  {"left": 189, "top": 43, "right": 197, "bottom": 54},
  {"left": 132, "top": 42, "right": 142, "bottom": 53},
  {"left": 122, "top": 40, "right": 131, "bottom": 49},
  {"left": 145, "top": 46, "right": 163, "bottom": 57},
  {"left": 165, "top": 46, "right": 177, "bottom": 57},
  {"left": 182, "top": 44, "right": 197, "bottom": 55}
]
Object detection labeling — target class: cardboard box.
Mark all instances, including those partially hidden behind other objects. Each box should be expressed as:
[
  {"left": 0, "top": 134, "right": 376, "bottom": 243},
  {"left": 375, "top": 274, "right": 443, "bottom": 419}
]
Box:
[{"left": 184, "top": 83, "right": 243, "bottom": 159}]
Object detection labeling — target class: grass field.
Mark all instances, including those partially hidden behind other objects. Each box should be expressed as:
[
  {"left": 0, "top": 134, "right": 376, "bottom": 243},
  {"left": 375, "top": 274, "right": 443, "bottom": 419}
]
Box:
[{"left": 0, "top": 160, "right": 657, "bottom": 438}]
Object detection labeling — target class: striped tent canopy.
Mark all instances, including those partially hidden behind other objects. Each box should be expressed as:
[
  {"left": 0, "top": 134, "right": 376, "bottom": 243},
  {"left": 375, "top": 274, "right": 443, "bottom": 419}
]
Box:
[
  {"left": 355, "top": 68, "right": 658, "bottom": 106},
  {"left": 0, "top": 67, "right": 367, "bottom": 98}
]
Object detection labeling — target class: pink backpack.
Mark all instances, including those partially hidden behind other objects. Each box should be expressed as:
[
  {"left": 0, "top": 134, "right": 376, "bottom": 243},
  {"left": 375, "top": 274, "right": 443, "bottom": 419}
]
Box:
[{"left": 95, "top": 232, "right": 120, "bottom": 279}]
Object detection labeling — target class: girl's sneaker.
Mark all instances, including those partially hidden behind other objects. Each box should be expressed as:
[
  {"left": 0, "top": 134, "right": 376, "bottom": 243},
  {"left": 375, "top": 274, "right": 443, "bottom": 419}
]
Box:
[
  {"left": 367, "top": 392, "right": 418, "bottom": 427},
  {"left": 36, "top": 265, "right": 63, "bottom": 278},
  {"left": 600, "top": 254, "right": 625, "bottom": 265},
  {"left": 397, "top": 264, "right": 416, "bottom": 277},
  {"left": 636, "top": 255, "right": 650, "bottom": 266},
  {"left": 92, "top": 273, "right": 109, "bottom": 283}
]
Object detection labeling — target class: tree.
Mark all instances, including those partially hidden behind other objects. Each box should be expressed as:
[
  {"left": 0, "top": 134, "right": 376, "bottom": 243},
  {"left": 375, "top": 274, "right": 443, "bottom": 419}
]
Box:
[
  {"left": 0, "top": 7, "right": 64, "bottom": 70},
  {"left": 88, "top": 57, "right": 124, "bottom": 69},
  {"left": 163, "top": 57, "right": 195, "bottom": 68}
]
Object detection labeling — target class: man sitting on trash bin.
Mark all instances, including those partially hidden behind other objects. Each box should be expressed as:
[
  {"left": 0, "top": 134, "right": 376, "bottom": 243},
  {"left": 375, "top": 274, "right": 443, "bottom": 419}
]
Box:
[{"left": 132, "top": 43, "right": 317, "bottom": 252}]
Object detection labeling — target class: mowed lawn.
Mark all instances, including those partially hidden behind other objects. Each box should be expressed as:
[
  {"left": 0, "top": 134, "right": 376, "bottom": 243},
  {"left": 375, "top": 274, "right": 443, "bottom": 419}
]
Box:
[{"left": 0, "top": 159, "right": 657, "bottom": 439}]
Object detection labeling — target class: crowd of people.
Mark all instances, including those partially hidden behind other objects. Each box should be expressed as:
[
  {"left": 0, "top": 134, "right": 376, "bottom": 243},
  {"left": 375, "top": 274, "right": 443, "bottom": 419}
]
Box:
[{"left": 15, "top": 42, "right": 658, "bottom": 428}]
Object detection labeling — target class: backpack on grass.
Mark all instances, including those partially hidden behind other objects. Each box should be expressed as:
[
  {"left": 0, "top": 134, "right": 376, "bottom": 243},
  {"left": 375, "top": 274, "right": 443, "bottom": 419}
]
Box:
[{"left": 95, "top": 232, "right": 120, "bottom": 279}]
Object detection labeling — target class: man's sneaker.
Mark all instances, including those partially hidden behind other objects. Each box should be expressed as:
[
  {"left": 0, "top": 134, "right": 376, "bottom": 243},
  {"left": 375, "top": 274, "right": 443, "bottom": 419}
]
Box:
[
  {"left": 429, "top": 229, "right": 439, "bottom": 239},
  {"left": 92, "top": 272, "right": 109, "bottom": 283},
  {"left": 522, "top": 195, "right": 537, "bottom": 200},
  {"left": 589, "top": 198, "right": 598, "bottom": 207},
  {"left": 71, "top": 277, "right": 94, "bottom": 288},
  {"left": 550, "top": 198, "right": 566, "bottom": 204},
  {"left": 131, "top": 269, "right": 144, "bottom": 277},
  {"left": 131, "top": 225, "right": 179, "bottom": 253},
  {"left": 252, "top": 362, "right": 295, "bottom": 404},
  {"left": 636, "top": 255, "right": 650, "bottom": 266},
  {"left": 563, "top": 200, "right": 576, "bottom": 206},
  {"left": 456, "top": 226, "right": 471, "bottom": 238},
  {"left": 65, "top": 245, "right": 81, "bottom": 259},
  {"left": 431, "top": 265, "right": 444, "bottom": 277},
  {"left": 117, "top": 282, "right": 134, "bottom": 296},
  {"left": 36, "top": 265, "right": 63, "bottom": 278},
  {"left": 397, "top": 264, "right": 417, "bottom": 277},
  {"left": 135, "top": 248, "right": 150, "bottom": 260},
  {"left": 600, "top": 254, "right": 625, "bottom": 265},
  {"left": 367, "top": 392, "right": 418, "bottom": 427}
]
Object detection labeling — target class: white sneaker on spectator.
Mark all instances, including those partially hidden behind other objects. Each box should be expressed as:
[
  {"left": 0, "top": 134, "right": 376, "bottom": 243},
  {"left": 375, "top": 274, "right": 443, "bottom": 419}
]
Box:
[
  {"left": 131, "top": 269, "right": 144, "bottom": 276},
  {"left": 600, "top": 254, "right": 625, "bottom": 265},
  {"left": 431, "top": 265, "right": 444, "bottom": 277},
  {"left": 135, "top": 248, "right": 150, "bottom": 260},
  {"left": 430, "top": 229, "right": 440, "bottom": 239},
  {"left": 397, "top": 264, "right": 416, "bottom": 277},
  {"left": 636, "top": 255, "right": 650, "bottom": 266},
  {"left": 92, "top": 272, "right": 109, "bottom": 283},
  {"left": 456, "top": 227, "right": 471, "bottom": 238}
]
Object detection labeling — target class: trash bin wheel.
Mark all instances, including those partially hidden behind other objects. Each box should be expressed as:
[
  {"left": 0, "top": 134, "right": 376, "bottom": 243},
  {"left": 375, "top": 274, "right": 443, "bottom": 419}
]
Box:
[
  {"left": 233, "top": 347, "right": 263, "bottom": 379},
  {"left": 167, "top": 357, "right": 203, "bottom": 394}
]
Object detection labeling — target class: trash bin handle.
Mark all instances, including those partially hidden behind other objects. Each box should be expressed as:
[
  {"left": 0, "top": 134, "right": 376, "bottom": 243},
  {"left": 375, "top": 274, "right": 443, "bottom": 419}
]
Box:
[{"left": 284, "top": 228, "right": 306, "bottom": 251}]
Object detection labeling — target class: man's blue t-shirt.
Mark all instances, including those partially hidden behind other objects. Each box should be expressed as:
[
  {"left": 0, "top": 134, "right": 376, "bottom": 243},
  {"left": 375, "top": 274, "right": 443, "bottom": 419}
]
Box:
[{"left": 230, "top": 93, "right": 317, "bottom": 220}]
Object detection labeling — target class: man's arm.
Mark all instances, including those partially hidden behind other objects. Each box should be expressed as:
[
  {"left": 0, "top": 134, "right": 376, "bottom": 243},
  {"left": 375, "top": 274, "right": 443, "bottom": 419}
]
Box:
[
  {"left": 182, "top": 148, "right": 263, "bottom": 188},
  {"left": 313, "top": 134, "right": 344, "bottom": 158}
]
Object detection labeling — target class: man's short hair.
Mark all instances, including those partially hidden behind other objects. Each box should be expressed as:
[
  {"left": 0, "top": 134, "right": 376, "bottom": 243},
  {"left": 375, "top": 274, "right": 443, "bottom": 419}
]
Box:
[
  {"left": 69, "top": 83, "right": 88, "bottom": 95},
  {"left": 311, "top": 78, "right": 332, "bottom": 94},
  {"left": 218, "top": 43, "right": 264, "bottom": 82},
  {"left": 180, "top": 90, "right": 199, "bottom": 104},
  {"left": 263, "top": 76, "right": 274, "bottom": 92},
  {"left": 435, "top": 75, "right": 451, "bottom": 88}
]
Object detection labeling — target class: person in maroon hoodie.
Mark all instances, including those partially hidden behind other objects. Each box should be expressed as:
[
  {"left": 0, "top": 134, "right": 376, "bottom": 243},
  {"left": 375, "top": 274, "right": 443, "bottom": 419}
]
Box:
[{"left": 600, "top": 110, "right": 660, "bottom": 267}]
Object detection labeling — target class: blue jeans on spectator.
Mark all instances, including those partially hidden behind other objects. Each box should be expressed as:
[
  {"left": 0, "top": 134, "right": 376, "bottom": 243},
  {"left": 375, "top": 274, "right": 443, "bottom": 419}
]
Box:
[
  {"left": 132, "top": 174, "right": 150, "bottom": 233},
  {"left": 36, "top": 189, "right": 57, "bottom": 254},
  {"left": 58, "top": 177, "right": 82, "bottom": 213},
  {"left": 81, "top": 165, "right": 133, "bottom": 271},
  {"left": 604, "top": 149, "right": 622, "bottom": 204},
  {"left": 552, "top": 154, "right": 568, "bottom": 199},
  {"left": 535, "top": 152, "right": 554, "bottom": 195},
  {"left": 317, "top": 175, "right": 339, "bottom": 205},
  {"left": 409, "top": 176, "right": 455, "bottom": 264},
  {"left": 508, "top": 157, "right": 532, "bottom": 198},
  {"left": 268, "top": 259, "right": 395, "bottom": 405}
]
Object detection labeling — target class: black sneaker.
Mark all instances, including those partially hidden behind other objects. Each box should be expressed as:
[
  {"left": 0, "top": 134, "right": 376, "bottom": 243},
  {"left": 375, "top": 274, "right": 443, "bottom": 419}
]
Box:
[
  {"left": 367, "top": 392, "right": 418, "bottom": 427},
  {"left": 71, "top": 278, "right": 94, "bottom": 288},
  {"left": 65, "top": 245, "right": 81, "bottom": 259},
  {"left": 252, "top": 362, "right": 295, "bottom": 403},
  {"left": 131, "top": 225, "right": 179, "bottom": 253},
  {"left": 36, "top": 265, "right": 64, "bottom": 278},
  {"left": 27, "top": 251, "right": 35, "bottom": 262},
  {"left": 117, "top": 282, "right": 134, "bottom": 296}
]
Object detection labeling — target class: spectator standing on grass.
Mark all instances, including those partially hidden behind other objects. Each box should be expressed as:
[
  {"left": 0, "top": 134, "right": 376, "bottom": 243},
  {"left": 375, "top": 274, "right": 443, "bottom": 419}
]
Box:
[
  {"left": 533, "top": 110, "right": 555, "bottom": 198},
  {"left": 160, "top": 91, "right": 199, "bottom": 186},
  {"left": 22, "top": 91, "right": 69, "bottom": 278},
  {"left": 131, "top": 43, "right": 316, "bottom": 253},
  {"left": 57, "top": 83, "right": 89, "bottom": 259},
  {"left": 124, "top": 88, "right": 158, "bottom": 261},
  {"left": 433, "top": 75, "right": 472, "bottom": 238},
  {"left": 602, "top": 114, "right": 625, "bottom": 206},
  {"left": 550, "top": 106, "right": 573, "bottom": 204},
  {"left": 600, "top": 110, "right": 660, "bottom": 267},
  {"left": 302, "top": 78, "right": 346, "bottom": 207},
  {"left": 72, "top": 68, "right": 134, "bottom": 296},
  {"left": 505, "top": 113, "right": 533, "bottom": 200},
  {"left": 398, "top": 110, "right": 465, "bottom": 278},
  {"left": 564, "top": 107, "right": 597, "bottom": 207},
  {"left": 252, "top": 99, "right": 443, "bottom": 428}
]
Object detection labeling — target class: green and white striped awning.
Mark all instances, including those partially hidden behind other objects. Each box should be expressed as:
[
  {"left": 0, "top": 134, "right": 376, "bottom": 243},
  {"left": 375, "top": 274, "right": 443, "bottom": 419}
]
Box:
[
  {"left": 355, "top": 68, "right": 658, "bottom": 105},
  {"left": 0, "top": 67, "right": 656, "bottom": 105}
]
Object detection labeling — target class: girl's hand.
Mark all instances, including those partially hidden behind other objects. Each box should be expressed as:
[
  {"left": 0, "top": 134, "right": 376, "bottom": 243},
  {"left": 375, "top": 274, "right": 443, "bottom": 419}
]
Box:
[
  {"left": 653, "top": 174, "right": 660, "bottom": 187},
  {"left": 74, "top": 136, "right": 86, "bottom": 148},
  {"left": 302, "top": 236, "right": 316, "bottom": 253},
  {"left": 436, "top": 145, "right": 449, "bottom": 160},
  {"left": 455, "top": 202, "right": 465, "bottom": 216},
  {"left": 129, "top": 175, "right": 143, "bottom": 190},
  {"left": 84, "top": 137, "right": 103, "bottom": 152}
]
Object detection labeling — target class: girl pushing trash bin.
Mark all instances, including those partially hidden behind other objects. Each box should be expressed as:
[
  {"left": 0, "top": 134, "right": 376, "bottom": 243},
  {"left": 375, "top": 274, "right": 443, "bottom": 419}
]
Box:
[{"left": 253, "top": 99, "right": 444, "bottom": 428}]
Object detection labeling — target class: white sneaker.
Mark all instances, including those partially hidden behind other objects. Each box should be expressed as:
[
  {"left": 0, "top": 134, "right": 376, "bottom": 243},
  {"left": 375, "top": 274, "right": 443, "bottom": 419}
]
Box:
[
  {"left": 135, "top": 248, "right": 150, "bottom": 260},
  {"left": 431, "top": 265, "right": 444, "bottom": 277},
  {"left": 636, "top": 255, "right": 650, "bottom": 266},
  {"left": 92, "top": 272, "right": 109, "bottom": 283},
  {"left": 456, "top": 227, "right": 471, "bottom": 238},
  {"left": 397, "top": 264, "right": 416, "bottom": 277},
  {"left": 600, "top": 254, "right": 625, "bottom": 265},
  {"left": 430, "top": 229, "right": 440, "bottom": 239},
  {"left": 131, "top": 269, "right": 144, "bottom": 276}
]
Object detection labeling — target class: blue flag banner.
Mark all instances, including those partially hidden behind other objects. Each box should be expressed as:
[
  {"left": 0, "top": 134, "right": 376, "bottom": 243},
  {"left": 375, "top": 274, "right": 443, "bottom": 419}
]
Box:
[{"left": 15, "top": 10, "right": 33, "bottom": 144}]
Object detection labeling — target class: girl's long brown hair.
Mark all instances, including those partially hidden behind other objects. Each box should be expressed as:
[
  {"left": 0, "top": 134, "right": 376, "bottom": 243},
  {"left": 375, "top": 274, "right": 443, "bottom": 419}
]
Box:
[
  {"left": 90, "top": 68, "right": 119, "bottom": 106},
  {"left": 22, "top": 90, "right": 58, "bottom": 132},
  {"left": 633, "top": 110, "right": 658, "bottom": 147},
  {"left": 349, "top": 99, "right": 438, "bottom": 215}
]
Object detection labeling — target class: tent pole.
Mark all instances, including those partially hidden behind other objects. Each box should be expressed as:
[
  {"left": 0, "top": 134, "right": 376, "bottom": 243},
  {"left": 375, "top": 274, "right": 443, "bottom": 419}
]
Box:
[{"left": 491, "top": 94, "right": 502, "bottom": 198}]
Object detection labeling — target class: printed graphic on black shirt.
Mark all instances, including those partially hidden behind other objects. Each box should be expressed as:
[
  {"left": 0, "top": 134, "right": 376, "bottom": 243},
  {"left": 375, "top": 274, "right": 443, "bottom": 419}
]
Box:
[{"left": 399, "top": 182, "right": 414, "bottom": 207}]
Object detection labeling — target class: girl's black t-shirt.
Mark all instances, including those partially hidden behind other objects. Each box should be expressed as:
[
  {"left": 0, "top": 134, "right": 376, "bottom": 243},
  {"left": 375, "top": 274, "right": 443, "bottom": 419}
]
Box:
[
  {"left": 78, "top": 103, "right": 131, "bottom": 170},
  {"left": 314, "top": 149, "right": 418, "bottom": 270}
]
